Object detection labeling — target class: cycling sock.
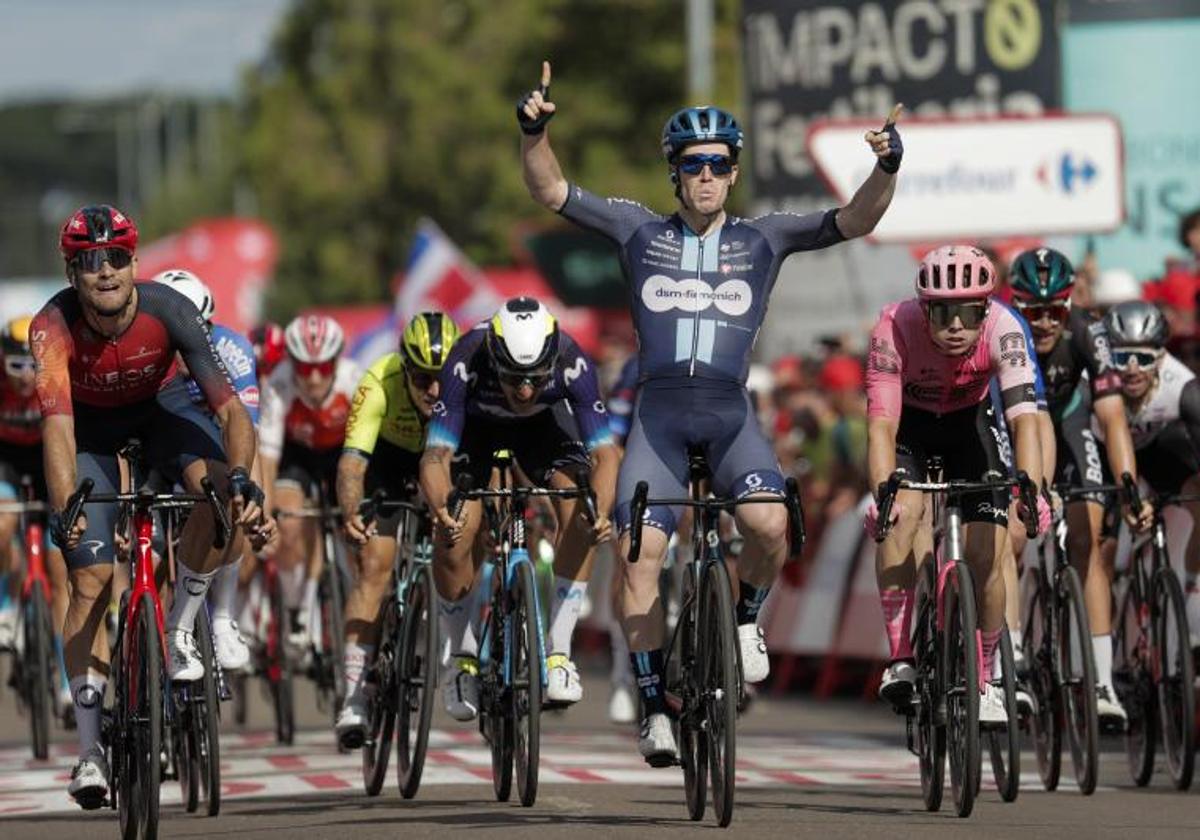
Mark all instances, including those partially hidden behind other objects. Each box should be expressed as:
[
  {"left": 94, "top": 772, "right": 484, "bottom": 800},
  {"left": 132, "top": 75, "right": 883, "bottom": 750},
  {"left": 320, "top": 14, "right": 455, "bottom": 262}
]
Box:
[
  {"left": 70, "top": 673, "right": 106, "bottom": 758},
  {"left": 980, "top": 628, "right": 1002, "bottom": 682},
  {"left": 211, "top": 557, "right": 242, "bottom": 623},
  {"left": 439, "top": 593, "right": 478, "bottom": 659},
  {"left": 610, "top": 621, "right": 632, "bottom": 685},
  {"left": 1009, "top": 625, "right": 1023, "bottom": 652},
  {"left": 547, "top": 576, "right": 587, "bottom": 657},
  {"left": 1092, "top": 634, "right": 1114, "bottom": 691},
  {"left": 301, "top": 577, "right": 319, "bottom": 627},
  {"left": 167, "top": 565, "right": 218, "bottom": 633},
  {"left": 54, "top": 634, "right": 69, "bottom": 691},
  {"left": 630, "top": 649, "right": 666, "bottom": 716},
  {"left": 736, "top": 580, "right": 770, "bottom": 626},
  {"left": 342, "top": 642, "right": 374, "bottom": 706},
  {"left": 879, "top": 589, "right": 915, "bottom": 660}
]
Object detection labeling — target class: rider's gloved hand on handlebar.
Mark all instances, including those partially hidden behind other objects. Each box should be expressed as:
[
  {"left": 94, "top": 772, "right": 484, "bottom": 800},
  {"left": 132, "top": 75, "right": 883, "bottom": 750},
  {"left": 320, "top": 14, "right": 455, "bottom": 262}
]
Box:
[
  {"left": 227, "top": 466, "right": 265, "bottom": 528},
  {"left": 864, "top": 500, "right": 905, "bottom": 536},
  {"left": 1017, "top": 493, "right": 1052, "bottom": 536}
]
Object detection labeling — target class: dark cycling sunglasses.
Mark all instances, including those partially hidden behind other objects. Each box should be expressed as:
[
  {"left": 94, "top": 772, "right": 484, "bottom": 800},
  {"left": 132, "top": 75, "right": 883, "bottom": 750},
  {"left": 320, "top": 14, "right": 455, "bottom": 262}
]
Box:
[
  {"left": 677, "top": 153, "right": 734, "bottom": 176},
  {"left": 1111, "top": 348, "right": 1162, "bottom": 370},
  {"left": 408, "top": 369, "right": 438, "bottom": 391},
  {"left": 4, "top": 356, "right": 34, "bottom": 376},
  {"left": 1014, "top": 300, "right": 1070, "bottom": 324},
  {"left": 925, "top": 300, "right": 988, "bottom": 330},
  {"left": 293, "top": 359, "right": 335, "bottom": 378},
  {"left": 498, "top": 369, "right": 553, "bottom": 389},
  {"left": 71, "top": 246, "right": 133, "bottom": 273}
]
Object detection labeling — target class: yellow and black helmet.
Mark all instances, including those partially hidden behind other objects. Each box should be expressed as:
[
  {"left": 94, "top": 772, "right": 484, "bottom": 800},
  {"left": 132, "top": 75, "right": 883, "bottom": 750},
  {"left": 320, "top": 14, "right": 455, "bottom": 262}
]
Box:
[
  {"left": 400, "top": 311, "right": 460, "bottom": 372},
  {"left": 1, "top": 316, "right": 33, "bottom": 357}
]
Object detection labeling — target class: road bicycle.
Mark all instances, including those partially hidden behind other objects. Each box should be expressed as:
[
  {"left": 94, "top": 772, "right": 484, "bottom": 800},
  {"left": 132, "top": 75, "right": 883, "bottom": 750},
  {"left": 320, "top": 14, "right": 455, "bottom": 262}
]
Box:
[
  {"left": 626, "top": 448, "right": 805, "bottom": 827},
  {"left": 875, "top": 460, "right": 1037, "bottom": 818},
  {"left": 62, "top": 474, "right": 230, "bottom": 840},
  {"left": 1113, "top": 479, "right": 1196, "bottom": 790},
  {"left": 356, "top": 486, "right": 440, "bottom": 799},
  {"left": 232, "top": 551, "right": 296, "bottom": 745},
  {"left": 455, "top": 453, "right": 596, "bottom": 807}
]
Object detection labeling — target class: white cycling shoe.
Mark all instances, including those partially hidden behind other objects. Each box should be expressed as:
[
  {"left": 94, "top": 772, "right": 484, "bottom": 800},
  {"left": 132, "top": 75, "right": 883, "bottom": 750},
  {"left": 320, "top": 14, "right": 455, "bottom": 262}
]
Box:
[
  {"left": 608, "top": 681, "right": 637, "bottom": 725},
  {"left": 878, "top": 660, "right": 917, "bottom": 711},
  {"left": 68, "top": 748, "right": 109, "bottom": 809},
  {"left": 979, "top": 682, "right": 1009, "bottom": 727},
  {"left": 443, "top": 655, "right": 480, "bottom": 722},
  {"left": 1096, "top": 685, "right": 1128, "bottom": 730},
  {"left": 212, "top": 617, "right": 251, "bottom": 673},
  {"left": 336, "top": 699, "right": 367, "bottom": 749},
  {"left": 738, "top": 624, "right": 769, "bottom": 684},
  {"left": 0, "top": 606, "right": 16, "bottom": 650},
  {"left": 546, "top": 654, "right": 583, "bottom": 705},
  {"left": 167, "top": 629, "right": 205, "bottom": 682},
  {"left": 638, "top": 712, "right": 678, "bottom": 767}
]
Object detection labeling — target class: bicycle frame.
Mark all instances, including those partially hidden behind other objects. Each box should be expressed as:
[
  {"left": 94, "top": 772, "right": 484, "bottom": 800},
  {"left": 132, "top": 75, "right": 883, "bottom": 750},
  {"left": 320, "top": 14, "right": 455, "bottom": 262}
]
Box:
[{"left": 13, "top": 483, "right": 49, "bottom": 604}]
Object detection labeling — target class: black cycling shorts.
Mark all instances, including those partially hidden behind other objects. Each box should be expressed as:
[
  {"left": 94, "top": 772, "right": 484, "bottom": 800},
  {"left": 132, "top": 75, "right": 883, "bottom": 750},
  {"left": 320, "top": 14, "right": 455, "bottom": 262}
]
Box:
[
  {"left": 277, "top": 441, "right": 340, "bottom": 497},
  {"left": 362, "top": 439, "right": 421, "bottom": 539},
  {"left": 453, "top": 402, "right": 589, "bottom": 490},
  {"left": 0, "top": 441, "right": 45, "bottom": 500},
  {"left": 1054, "top": 382, "right": 1110, "bottom": 505},
  {"left": 1137, "top": 420, "right": 1200, "bottom": 497},
  {"left": 895, "top": 401, "right": 1009, "bottom": 526}
]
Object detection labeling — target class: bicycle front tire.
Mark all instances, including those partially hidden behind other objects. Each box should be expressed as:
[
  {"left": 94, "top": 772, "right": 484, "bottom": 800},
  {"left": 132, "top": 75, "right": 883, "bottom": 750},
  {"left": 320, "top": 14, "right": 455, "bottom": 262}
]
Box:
[
  {"left": 397, "top": 564, "right": 439, "bottom": 799},
  {"left": 512, "top": 560, "right": 542, "bottom": 807},
  {"left": 702, "top": 559, "right": 738, "bottom": 827},
  {"left": 1058, "top": 566, "right": 1098, "bottom": 795},
  {"left": 944, "top": 562, "right": 980, "bottom": 819},
  {"left": 1152, "top": 566, "right": 1195, "bottom": 790},
  {"left": 25, "top": 589, "right": 52, "bottom": 760}
]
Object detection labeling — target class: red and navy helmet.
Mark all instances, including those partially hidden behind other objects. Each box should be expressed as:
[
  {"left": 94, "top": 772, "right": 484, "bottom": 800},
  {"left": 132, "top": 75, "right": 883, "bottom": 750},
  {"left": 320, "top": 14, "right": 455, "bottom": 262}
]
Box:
[
  {"left": 249, "top": 322, "right": 287, "bottom": 376},
  {"left": 59, "top": 204, "right": 139, "bottom": 261}
]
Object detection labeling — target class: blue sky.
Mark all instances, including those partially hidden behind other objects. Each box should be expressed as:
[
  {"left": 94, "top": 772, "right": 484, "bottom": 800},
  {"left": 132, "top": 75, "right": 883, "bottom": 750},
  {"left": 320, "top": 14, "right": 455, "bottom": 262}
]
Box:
[{"left": 0, "top": 0, "right": 291, "bottom": 102}]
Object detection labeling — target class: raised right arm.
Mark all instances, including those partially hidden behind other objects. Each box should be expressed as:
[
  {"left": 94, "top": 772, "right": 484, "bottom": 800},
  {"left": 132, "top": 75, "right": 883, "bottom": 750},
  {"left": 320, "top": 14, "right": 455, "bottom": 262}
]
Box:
[{"left": 519, "top": 61, "right": 569, "bottom": 212}]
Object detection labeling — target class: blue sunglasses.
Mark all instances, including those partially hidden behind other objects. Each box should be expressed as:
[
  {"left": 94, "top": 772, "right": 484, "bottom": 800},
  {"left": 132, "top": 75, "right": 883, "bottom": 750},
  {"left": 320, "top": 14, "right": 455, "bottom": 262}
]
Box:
[{"left": 677, "top": 153, "right": 734, "bottom": 176}]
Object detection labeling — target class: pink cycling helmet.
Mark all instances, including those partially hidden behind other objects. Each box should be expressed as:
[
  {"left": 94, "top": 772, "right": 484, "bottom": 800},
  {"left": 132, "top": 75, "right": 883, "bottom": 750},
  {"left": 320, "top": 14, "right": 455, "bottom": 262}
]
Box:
[{"left": 915, "top": 245, "right": 996, "bottom": 300}]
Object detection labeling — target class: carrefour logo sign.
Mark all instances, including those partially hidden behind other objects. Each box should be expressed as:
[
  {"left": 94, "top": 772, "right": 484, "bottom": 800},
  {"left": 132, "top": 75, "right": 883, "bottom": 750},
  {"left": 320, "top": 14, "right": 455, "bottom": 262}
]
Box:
[
  {"left": 641, "top": 275, "right": 753, "bottom": 316},
  {"left": 1037, "top": 152, "right": 1098, "bottom": 195}
]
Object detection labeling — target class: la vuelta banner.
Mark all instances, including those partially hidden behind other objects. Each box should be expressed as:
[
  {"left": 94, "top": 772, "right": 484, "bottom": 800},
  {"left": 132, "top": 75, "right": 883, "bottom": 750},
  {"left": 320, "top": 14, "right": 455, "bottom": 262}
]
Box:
[{"left": 742, "top": 0, "right": 1061, "bottom": 208}]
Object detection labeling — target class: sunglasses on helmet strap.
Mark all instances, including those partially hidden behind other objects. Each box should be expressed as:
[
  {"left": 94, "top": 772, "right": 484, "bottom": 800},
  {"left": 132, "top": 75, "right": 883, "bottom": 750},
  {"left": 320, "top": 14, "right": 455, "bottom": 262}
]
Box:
[
  {"left": 71, "top": 246, "right": 133, "bottom": 273},
  {"left": 924, "top": 300, "right": 988, "bottom": 330}
]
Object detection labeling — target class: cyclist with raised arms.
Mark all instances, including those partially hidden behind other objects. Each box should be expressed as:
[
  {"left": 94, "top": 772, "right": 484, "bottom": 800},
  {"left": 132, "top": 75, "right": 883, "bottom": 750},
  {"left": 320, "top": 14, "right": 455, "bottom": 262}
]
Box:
[
  {"left": 0, "top": 316, "right": 72, "bottom": 714},
  {"left": 518, "top": 60, "right": 902, "bottom": 763},
  {"left": 334, "top": 312, "right": 459, "bottom": 747},
  {"left": 1008, "top": 247, "right": 1152, "bottom": 726},
  {"left": 419, "top": 297, "right": 618, "bottom": 719},
  {"left": 866, "top": 245, "right": 1049, "bottom": 724},
  {"left": 31, "top": 205, "right": 264, "bottom": 808},
  {"left": 259, "top": 315, "right": 360, "bottom": 652},
  {"left": 1097, "top": 302, "right": 1200, "bottom": 652},
  {"left": 154, "top": 268, "right": 269, "bottom": 673}
]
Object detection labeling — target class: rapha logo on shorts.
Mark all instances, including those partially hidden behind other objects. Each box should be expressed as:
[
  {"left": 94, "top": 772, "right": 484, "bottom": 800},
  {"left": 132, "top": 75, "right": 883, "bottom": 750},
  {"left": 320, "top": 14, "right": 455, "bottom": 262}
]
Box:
[
  {"left": 641, "top": 275, "right": 752, "bottom": 316},
  {"left": 976, "top": 502, "right": 1007, "bottom": 520}
]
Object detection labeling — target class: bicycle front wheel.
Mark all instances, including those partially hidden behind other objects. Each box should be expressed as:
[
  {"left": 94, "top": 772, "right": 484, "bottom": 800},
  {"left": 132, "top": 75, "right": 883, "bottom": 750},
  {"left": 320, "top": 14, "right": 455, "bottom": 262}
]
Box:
[
  {"left": 944, "top": 562, "right": 980, "bottom": 819},
  {"left": 195, "top": 609, "right": 222, "bottom": 816},
  {"left": 397, "top": 564, "right": 439, "bottom": 799},
  {"left": 676, "top": 563, "right": 706, "bottom": 822},
  {"left": 988, "top": 625, "right": 1020, "bottom": 802},
  {"left": 484, "top": 582, "right": 513, "bottom": 803},
  {"left": 119, "top": 593, "right": 163, "bottom": 840},
  {"left": 267, "top": 571, "right": 295, "bottom": 746},
  {"left": 1152, "top": 567, "right": 1195, "bottom": 790},
  {"left": 512, "top": 560, "right": 542, "bottom": 807},
  {"left": 24, "top": 589, "right": 52, "bottom": 760},
  {"left": 1114, "top": 581, "right": 1155, "bottom": 787},
  {"left": 1023, "top": 566, "right": 1061, "bottom": 791},
  {"left": 1058, "top": 566, "right": 1098, "bottom": 795},
  {"left": 701, "top": 560, "right": 738, "bottom": 827},
  {"left": 363, "top": 599, "right": 397, "bottom": 797}
]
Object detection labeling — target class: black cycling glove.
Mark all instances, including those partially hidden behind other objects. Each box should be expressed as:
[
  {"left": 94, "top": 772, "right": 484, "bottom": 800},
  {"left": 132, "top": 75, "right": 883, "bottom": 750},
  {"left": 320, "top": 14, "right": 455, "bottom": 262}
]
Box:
[
  {"left": 516, "top": 85, "right": 553, "bottom": 136},
  {"left": 228, "top": 467, "right": 264, "bottom": 508},
  {"left": 877, "top": 120, "right": 903, "bottom": 174}
]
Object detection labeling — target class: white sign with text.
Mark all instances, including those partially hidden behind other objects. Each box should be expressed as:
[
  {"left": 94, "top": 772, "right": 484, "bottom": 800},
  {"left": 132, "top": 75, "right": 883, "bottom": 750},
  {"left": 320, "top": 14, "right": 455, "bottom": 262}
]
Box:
[{"left": 807, "top": 114, "right": 1124, "bottom": 241}]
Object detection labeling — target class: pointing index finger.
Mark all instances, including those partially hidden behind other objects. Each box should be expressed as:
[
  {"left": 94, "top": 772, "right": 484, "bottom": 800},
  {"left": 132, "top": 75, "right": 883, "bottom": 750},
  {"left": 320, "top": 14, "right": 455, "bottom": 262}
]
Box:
[
  {"left": 540, "top": 60, "right": 552, "bottom": 96},
  {"left": 884, "top": 103, "right": 904, "bottom": 127}
]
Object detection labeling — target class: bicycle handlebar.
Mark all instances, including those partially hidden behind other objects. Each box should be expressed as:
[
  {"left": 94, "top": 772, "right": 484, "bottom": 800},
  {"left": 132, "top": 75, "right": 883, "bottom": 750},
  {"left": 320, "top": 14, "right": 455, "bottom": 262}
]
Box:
[
  {"left": 873, "top": 469, "right": 1039, "bottom": 542},
  {"left": 64, "top": 476, "right": 232, "bottom": 550}
]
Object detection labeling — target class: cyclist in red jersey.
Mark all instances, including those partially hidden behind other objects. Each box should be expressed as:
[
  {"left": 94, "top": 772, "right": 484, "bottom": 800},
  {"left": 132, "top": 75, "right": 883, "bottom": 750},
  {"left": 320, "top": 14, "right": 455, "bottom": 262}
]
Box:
[
  {"left": 259, "top": 314, "right": 360, "bottom": 653},
  {"left": 31, "top": 204, "right": 264, "bottom": 809},
  {"left": 865, "top": 246, "right": 1049, "bottom": 726},
  {"left": 0, "top": 316, "right": 73, "bottom": 715}
]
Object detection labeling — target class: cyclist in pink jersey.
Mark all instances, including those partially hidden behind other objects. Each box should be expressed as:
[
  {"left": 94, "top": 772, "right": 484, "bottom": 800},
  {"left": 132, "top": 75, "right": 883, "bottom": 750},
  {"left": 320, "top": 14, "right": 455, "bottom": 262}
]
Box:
[{"left": 865, "top": 245, "right": 1049, "bottom": 726}]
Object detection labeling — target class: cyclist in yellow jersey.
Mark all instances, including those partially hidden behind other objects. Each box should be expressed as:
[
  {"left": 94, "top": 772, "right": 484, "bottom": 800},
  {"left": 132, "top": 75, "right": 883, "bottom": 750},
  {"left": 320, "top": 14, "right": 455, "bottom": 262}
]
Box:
[{"left": 333, "top": 312, "right": 460, "bottom": 747}]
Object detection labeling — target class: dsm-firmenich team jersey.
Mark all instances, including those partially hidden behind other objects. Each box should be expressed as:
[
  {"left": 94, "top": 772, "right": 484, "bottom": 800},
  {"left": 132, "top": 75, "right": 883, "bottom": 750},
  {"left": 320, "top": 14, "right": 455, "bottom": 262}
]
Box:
[{"left": 557, "top": 185, "right": 845, "bottom": 384}]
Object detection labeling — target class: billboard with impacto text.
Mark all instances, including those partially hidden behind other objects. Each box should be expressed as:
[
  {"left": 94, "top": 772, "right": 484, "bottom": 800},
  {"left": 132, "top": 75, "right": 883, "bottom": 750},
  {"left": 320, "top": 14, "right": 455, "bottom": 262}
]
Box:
[{"left": 807, "top": 114, "right": 1124, "bottom": 241}]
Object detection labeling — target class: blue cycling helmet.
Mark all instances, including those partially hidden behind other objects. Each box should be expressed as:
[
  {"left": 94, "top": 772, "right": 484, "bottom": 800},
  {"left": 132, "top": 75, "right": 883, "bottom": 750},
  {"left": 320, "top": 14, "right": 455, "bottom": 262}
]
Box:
[{"left": 661, "top": 106, "right": 744, "bottom": 162}]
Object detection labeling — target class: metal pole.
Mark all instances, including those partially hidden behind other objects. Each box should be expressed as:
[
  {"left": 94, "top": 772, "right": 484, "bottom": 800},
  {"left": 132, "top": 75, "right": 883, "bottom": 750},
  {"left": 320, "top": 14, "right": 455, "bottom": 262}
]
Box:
[{"left": 686, "top": 0, "right": 714, "bottom": 103}]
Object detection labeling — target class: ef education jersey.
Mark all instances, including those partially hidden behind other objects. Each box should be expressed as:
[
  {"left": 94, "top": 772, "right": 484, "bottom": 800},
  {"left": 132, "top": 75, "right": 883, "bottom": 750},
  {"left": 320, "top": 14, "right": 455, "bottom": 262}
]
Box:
[{"left": 558, "top": 185, "right": 844, "bottom": 384}]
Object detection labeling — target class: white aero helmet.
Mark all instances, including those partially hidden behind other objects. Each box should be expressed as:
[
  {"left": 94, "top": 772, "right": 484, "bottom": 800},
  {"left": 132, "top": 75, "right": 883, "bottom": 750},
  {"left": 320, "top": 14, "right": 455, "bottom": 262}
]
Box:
[
  {"left": 486, "top": 297, "right": 560, "bottom": 375},
  {"left": 1090, "top": 268, "right": 1142, "bottom": 308},
  {"left": 153, "top": 268, "right": 214, "bottom": 322},
  {"left": 284, "top": 314, "right": 345, "bottom": 364}
]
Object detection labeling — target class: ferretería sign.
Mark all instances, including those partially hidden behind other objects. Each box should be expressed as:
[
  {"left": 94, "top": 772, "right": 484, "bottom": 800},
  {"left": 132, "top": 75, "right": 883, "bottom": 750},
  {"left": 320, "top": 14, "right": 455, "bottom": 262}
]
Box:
[{"left": 744, "top": 0, "right": 1061, "bottom": 207}]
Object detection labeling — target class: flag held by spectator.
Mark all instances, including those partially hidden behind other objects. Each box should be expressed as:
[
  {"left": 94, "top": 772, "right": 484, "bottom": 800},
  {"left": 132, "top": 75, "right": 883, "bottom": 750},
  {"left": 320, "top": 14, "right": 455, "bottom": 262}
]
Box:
[{"left": 397, "top": 219, "right": 500, "bottom": 326}]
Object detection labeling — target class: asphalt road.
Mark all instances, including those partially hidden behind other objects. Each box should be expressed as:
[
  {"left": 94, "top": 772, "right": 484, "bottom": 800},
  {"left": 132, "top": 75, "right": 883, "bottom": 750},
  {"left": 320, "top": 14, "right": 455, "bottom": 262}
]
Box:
[{"left": 2, "top": 659, "right": 1199, "bottom": 839}]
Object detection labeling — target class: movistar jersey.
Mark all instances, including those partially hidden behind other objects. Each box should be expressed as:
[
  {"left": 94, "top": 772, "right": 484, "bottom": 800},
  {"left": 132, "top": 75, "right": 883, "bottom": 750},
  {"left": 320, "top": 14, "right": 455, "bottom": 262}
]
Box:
[
  {"left": 558, "top": 185, "right": 845, "bottom": 384},
  {"left": 425, "top": 323, "right": 613, "bottom": 453}
]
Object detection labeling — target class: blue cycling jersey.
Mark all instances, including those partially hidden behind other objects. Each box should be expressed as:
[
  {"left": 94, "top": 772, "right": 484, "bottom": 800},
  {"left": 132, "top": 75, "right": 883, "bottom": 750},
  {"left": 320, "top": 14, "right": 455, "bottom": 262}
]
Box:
[
  {"left": 558, "top": 185, "right": 845, "bottom": 384},
  {"left": 186, "top": 323, "right": 260, "bottom": 425},
  {"left": 990, "top": 301, "right": 1045, "bottom": 471},
  {"left": 606, "top": 355, "right": 640, "bottom": 444}
]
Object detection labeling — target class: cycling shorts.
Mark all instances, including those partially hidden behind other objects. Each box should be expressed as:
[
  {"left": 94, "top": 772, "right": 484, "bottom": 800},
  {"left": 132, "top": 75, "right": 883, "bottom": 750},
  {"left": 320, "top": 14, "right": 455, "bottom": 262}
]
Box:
[
  {"left": 1054, "top": 384, "right": 1109, "bottom": 505},
  {"left": 362, "top": 439, "right": 421, "bottom": 539},
  {"left": 277, "top": 441, "right": 340, "bottom": 497},
  {"left": 0, "top": 441, "right": 45, "bottom": 501},
  {"left": 68, "top": 380, "right": 226, "bottom": 570},
  {"left": 614, "top": 379, "right": 784, "bottom": 538},
  {"left": 894, "top": 401, "right": 1009, "bottom": 526},
  {"left": 452, "top": 402, "right": 589, "bottom": 490},
  {"left": 1136, "top": 420, "right": 1200, "bottom": 497}
]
